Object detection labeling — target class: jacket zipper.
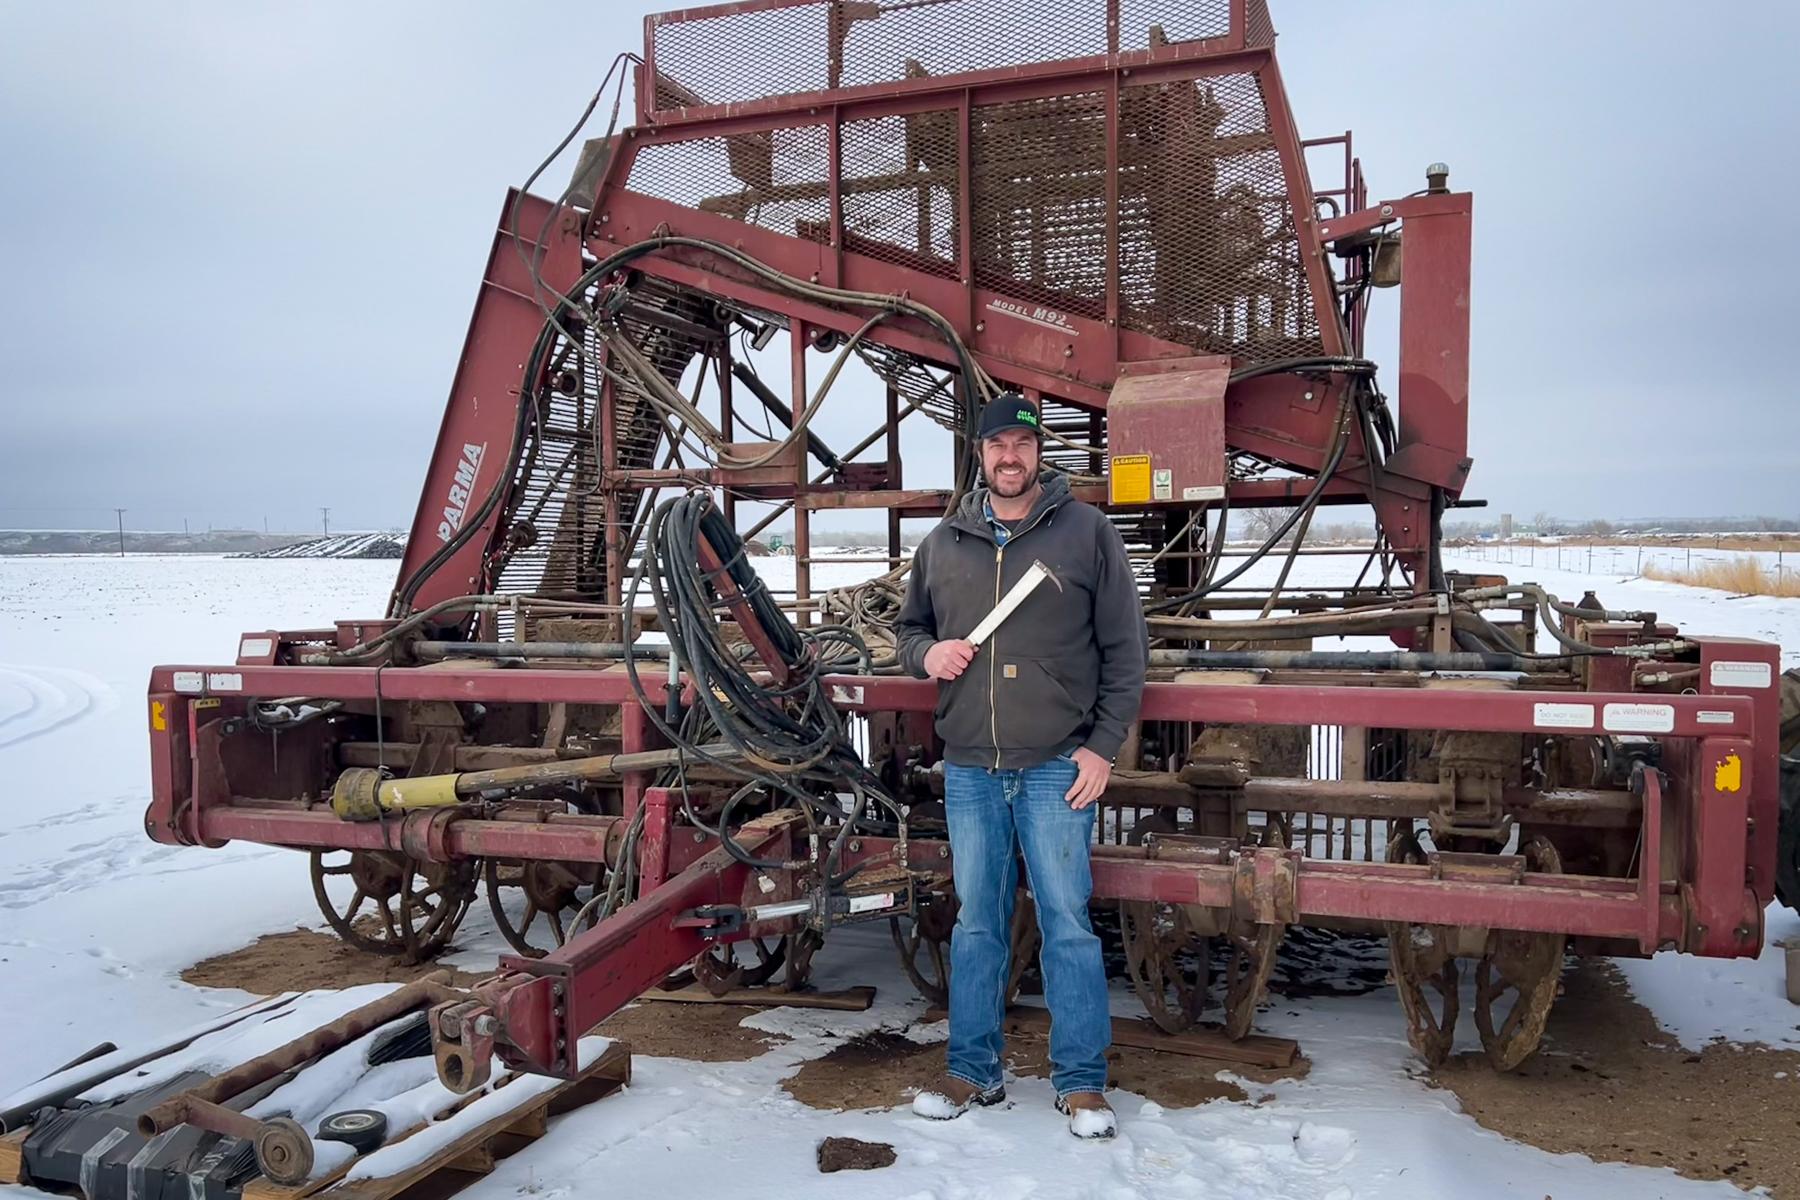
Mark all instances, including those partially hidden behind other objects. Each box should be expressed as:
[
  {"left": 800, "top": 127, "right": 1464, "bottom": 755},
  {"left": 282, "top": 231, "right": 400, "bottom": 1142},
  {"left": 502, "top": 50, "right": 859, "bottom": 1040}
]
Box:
[{"left": 985, "top": 505, "right": 1053, "bottom": 770}]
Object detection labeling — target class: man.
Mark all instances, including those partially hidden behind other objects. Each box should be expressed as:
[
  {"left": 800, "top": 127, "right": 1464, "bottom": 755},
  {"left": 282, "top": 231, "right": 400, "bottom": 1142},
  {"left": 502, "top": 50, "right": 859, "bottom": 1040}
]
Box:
[{"left": 895, "top": 393, "right": 1148, "bottom": 1140}]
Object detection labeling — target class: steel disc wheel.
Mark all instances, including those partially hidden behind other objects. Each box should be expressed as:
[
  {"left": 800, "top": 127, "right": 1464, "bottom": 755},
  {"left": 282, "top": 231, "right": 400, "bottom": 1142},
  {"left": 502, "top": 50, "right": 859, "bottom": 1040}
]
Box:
[
  {"left": 1222, "top": 921, "right": 1284, "bottom": 1040},
  {"left": 1385, "top": 828, "right": 1459, "bottom": 1065},
  {"left": 309, "top": 850, "right": 476, "bottom": 963},
  {"left": 483, "top": 858, "right": 598, "bottom": 959},
  {"left": 890, "top": 885, "right": 1038, "bottom": 1007},
  {"left": 687, "top": 936, "right": 787, "bottom": 995},
  {"left": 1119, "top": 898, "right": 1210, "bottom": 1034},
  {"left": 1473, "top": 837, "right": 1566, "bottom": 1070},
  {"left": 1117, "top": 812, "right": 1210, "bottom": 1034}
]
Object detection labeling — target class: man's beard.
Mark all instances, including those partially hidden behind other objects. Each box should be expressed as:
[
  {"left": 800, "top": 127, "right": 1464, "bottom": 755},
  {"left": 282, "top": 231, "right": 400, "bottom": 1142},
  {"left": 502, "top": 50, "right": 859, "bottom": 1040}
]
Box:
[{"left": 990, "top": 467, "right": 1034, "bottom": 498}]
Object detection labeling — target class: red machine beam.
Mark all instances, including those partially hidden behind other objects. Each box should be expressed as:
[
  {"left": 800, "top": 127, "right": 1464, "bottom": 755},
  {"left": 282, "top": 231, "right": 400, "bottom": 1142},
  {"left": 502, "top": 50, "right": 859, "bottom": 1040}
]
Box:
[
  {"left": 144, "top": 665, "right": 1757, "bottom": 739},
  {"left": 454, "top": 814, "right": 797, "bottom": 1079}
]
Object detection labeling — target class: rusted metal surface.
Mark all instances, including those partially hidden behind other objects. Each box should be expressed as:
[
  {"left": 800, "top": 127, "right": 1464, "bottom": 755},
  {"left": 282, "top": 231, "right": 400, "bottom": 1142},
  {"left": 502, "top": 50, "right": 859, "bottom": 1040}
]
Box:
[{"left": 138, "top": 974, "right": 465, "bottom": 1136}]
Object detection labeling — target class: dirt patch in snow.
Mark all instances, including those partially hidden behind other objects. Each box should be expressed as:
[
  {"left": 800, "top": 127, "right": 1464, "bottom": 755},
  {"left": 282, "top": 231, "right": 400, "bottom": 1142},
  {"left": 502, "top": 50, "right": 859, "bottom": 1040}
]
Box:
[
  {"left": 182, "top": 928, "right": 487, "bottom": 992},
  {"left": 781, "top": 1025, "right": 1287, "bottom": 1112},
  {"left": 1435, "top": 960, "right": 1800, "bottom": 1196},
  {"left": 596, "top": 999, "right": 790, "bottom": 1061}
]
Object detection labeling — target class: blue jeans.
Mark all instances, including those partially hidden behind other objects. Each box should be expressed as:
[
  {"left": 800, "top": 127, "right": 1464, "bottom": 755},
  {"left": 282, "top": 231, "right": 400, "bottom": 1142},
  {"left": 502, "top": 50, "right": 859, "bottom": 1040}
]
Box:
[{"left": 944, "top": 756, "right": 1110, "bottom": 1098}]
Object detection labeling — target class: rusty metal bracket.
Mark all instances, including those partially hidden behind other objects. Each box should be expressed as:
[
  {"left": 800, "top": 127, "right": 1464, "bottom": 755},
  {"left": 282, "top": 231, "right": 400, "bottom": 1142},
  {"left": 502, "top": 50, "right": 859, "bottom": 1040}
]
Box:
[
  {"left": 1426, "top": 851, "right": 1526, "bottom": 885},
  {"left": 1141, "top": 832, "right": 1240, "bottom": 865},
  {"left": 1232, "top": 847, "right": 1300, "bottom": 927}
]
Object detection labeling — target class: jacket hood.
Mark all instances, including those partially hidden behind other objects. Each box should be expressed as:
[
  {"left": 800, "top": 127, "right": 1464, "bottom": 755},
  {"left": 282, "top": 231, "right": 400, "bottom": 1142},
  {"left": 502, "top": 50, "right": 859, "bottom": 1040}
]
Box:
[{"left": 950, "top": 470, "right": 1073, "bottom": 535}]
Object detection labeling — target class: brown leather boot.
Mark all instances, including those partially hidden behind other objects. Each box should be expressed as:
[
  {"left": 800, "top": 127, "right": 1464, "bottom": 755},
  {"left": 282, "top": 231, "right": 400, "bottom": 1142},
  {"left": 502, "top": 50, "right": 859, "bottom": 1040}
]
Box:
[
  {"left": 1056, "top": 1091, "right": 1117, "bottom": 1140},
  {"left": 911, "top": 1076, "right": 1006, "bottom": 1120}
]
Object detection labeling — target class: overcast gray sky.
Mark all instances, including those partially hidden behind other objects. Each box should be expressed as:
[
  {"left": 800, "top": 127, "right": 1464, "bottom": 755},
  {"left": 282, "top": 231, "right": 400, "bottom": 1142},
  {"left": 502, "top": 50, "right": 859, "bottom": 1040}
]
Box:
[{"left": 3, "top": 2, "right": 1796, "bottom": 534}]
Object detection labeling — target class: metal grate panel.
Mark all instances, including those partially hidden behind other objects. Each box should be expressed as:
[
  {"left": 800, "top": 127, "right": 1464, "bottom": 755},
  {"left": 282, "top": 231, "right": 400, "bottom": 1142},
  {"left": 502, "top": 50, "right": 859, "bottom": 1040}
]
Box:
[
  {"left": 1118, "top": 0, "right": 1233, "bottom": 48},
  {"left": 648, "top": 0, "right": 1240, "bottom": 113},
  {"left": 839, "top": 110, "right": 961, "bottom": 278},
  {"left": 1243, "top": 0, "right": 1276, "bottom": 47},
  {"left": 970, "top": 91, "right": 1109, "bottom": 321},
  {"left": 625, "top": 125, "right": 832, "bottom": 243},
  {"left": 1117, "top": 72, "right": 1322, "bottom": 360}
]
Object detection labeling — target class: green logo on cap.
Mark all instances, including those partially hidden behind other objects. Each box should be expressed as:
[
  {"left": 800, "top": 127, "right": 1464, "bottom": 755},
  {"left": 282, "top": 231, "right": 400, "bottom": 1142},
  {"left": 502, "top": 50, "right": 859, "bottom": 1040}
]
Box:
[{"left": 1016, "top": 408, "right": 1038, "bottom": 426}]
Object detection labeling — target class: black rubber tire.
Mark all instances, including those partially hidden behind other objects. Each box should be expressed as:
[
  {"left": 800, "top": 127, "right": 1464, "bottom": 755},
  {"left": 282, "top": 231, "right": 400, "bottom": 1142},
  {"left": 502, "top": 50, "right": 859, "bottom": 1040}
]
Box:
[
  {"left": 317, "top": 1109, "right": 389, "bottom": 1154},
  {"left": 1776, "top": 754, "right": 1800, "bottom": 914}
]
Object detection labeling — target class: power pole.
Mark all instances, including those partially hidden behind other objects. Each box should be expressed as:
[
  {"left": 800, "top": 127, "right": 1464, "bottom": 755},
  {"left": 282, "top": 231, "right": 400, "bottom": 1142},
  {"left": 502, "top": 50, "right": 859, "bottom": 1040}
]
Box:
[
  {"left": 114, "top": 508, "right": 126, "bottom": 557},
  {"left": 320, "top": 507, "right": 331, "bottom": 536}
]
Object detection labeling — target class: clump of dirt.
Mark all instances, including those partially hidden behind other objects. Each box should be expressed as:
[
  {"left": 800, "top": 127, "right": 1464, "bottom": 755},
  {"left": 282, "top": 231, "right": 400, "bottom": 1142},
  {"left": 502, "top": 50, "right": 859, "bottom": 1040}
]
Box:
[
  {"left": 1434, "top": 960, "right": 1800, "bottom": 1196},
  {"left": 596, "top": 1000, "right": 789, "bottom": 1061},
  {"left": 816, "top": 1136, "right": 897, "bottom": 1173},
  {"left": 182, "top": 928, "right": 486, "bottom": 992},
  {"left": 782, "top": 1025, "right": 1290, "bottom": 1112}
]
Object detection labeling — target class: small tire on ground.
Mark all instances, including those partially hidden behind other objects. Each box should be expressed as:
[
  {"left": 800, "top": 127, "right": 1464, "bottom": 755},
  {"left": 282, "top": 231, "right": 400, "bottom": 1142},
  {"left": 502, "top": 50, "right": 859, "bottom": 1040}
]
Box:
[
  {"left": 317, "top": 1109, "right": 389, "bottom": 1154},
  {"left": 1776, "top": 754, "right": 1800, "bottom": 914}
]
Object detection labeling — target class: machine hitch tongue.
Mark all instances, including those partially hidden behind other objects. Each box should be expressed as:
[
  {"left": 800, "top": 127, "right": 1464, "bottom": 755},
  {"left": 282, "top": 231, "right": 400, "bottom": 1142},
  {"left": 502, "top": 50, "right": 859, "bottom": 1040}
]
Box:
[{"left": 430, "top": 998, "right": 498, "bottom": 1094}]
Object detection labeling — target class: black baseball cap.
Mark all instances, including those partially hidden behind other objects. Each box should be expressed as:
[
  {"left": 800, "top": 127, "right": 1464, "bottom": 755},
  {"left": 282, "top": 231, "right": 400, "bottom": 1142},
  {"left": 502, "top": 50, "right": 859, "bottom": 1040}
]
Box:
[{"left": 976, "top": 393, "right": 1041, "bottom": 440}]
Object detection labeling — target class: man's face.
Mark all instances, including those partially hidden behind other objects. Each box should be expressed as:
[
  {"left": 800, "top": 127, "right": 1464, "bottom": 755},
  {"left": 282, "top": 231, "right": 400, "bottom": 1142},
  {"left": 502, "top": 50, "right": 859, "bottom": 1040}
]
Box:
[{"left": 981, "top": 428, "right": 1040, "bottom": 498}]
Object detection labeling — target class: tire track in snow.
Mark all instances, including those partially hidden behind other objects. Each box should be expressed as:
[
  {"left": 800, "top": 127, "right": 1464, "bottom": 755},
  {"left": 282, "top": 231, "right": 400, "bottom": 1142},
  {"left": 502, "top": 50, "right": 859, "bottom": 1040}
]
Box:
[{"left": 0, "top": 663, "right": 117, "bottom": 747}]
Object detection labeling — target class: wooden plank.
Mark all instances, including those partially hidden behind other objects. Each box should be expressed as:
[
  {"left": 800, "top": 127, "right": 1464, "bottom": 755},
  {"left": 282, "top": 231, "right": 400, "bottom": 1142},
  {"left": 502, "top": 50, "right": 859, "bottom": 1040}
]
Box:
[
  {"left": 924, "top": 1007, "right": 1300, "bottom": 1070},
  {"left": 641, "top": 984, "right": 875, "bottom": 1011},
  {"left": 0, "top": 1128, "right": 28, "bottom": 1186},
  {"left": 319, "top": 1041, "right": 632, "bottom": 1200}
]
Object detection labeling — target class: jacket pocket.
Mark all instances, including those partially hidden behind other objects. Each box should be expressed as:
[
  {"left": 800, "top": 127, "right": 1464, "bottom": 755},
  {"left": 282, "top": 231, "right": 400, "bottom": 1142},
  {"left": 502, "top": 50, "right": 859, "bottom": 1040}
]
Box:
[
  {"left": 934, "top": 669, "right": 992, "bottom": 753},
  {"left": 995, "top": 654, "right": 1087, "bottom": 750}
]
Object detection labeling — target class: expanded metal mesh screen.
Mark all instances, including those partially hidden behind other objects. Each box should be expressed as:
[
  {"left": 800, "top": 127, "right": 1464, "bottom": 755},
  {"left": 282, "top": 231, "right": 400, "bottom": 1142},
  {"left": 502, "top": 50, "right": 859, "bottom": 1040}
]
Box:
[
  {"left": 839, "top": 110, "right": 961, "bottom": 277},
  {"left": 627, "top": 2, "right": 1327, "bottom": 365},
  {"left": 970, "top": 91, "right": 1109, "bottom": 321},
  {"left": 649, "top": 0, "right": 1236, "bottom": 112},
  {"left": 626, "top": 125, "right": 832, "bottom": 243},
  {"left": 1117, "top": 72, "right": 1321, "bottom": 360},
  {"left": 1243, "top": 0, "right": 1276, "bottom": 47}
]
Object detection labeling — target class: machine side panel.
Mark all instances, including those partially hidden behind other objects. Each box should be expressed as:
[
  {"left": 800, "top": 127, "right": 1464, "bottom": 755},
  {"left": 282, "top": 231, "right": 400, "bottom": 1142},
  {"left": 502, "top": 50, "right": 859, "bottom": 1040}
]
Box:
[{"left": 391, "top": 192, "right": 582, "bottom": 615}]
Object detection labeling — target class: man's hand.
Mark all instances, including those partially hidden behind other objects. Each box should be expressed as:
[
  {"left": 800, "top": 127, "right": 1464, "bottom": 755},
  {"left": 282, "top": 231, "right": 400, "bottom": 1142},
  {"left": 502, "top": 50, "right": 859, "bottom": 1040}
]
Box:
[
  {"left": 1063, "top": 746, "right": 1111, "bottom": 809},
  {"left": 922, "top": 638, "right": 977, "bottom": 681}
]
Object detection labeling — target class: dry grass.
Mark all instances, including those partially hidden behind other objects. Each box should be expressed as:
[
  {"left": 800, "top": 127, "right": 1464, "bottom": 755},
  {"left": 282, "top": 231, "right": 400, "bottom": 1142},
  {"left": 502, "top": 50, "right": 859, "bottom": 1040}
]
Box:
[{"left": 1643, "top": 555, "right": 1800, "bottom": 597}]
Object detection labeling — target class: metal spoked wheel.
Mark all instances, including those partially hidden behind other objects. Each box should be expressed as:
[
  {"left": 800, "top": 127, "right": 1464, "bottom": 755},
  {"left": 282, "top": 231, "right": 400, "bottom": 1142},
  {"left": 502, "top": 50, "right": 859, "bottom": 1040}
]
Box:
[
  {"left": 1385, "top": 828, "right": 1460, "bottom": 1066},
  {"left": 1222, "top": 920, "right": 1285, "bottom": 1040},
  {"left": 483, "top": 859, "right": 601, "bottom": 959},
  {"left": 310, "top": 850, "right": 477, "bottom": 963},
  {"left": 687, "top": 936, "right": 788, "bottom": 995},
  {"left": 890, "top": 884, "right": 1039, "bottom": 1008},
  {"left": 1473, "top": 837, "right": 1566, "bottom": 1070},
  {"left": 1118, "top": 813, "right": 1210, "bottom": 1034}
]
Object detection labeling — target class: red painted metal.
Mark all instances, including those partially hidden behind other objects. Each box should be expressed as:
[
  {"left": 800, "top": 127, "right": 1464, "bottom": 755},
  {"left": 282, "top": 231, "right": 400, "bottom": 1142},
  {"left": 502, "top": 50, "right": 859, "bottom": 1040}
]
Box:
[{"left": 390, "top": 192, "right": 582, "bottom": 616}]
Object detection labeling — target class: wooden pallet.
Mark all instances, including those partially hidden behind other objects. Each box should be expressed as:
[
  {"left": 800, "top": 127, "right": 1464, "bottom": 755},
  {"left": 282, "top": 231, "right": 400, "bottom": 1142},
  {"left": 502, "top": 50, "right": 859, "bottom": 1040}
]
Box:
[
  {"left": 0, "top": 1128, "right": 27, "bottom": 1186},
  {"left": 925, "top": 1007, "right": 1300, "bottom": 1070},
  {"left": 242, "top": 1040, "right": 631, "bottom": 1200}
]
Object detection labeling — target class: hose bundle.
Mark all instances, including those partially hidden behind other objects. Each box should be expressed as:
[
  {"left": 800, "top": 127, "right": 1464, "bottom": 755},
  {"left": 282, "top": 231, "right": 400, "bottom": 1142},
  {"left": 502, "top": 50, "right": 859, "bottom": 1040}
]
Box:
[{"left": 624, "top": 492, "right": 905, "bottom": 881}]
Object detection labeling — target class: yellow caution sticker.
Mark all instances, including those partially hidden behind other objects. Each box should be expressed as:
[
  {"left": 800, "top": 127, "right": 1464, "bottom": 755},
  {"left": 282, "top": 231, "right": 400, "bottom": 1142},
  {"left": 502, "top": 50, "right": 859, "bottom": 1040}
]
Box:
[
  {"left": 1714, "top": 752, "right": 1742, "bottom": 794},
  {"left": 1109, "top": 454, "right": 1152, "bottom": 505},
  {"left": 150, "top": 700, "right": 167, "bottom": 732}
]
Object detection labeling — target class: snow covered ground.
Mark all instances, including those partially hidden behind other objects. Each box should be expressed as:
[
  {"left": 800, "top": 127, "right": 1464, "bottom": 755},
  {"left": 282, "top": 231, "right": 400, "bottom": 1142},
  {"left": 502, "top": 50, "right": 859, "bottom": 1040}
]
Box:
[{"left": 1, "top": 548, "right": 1796, "bottom": 1199}]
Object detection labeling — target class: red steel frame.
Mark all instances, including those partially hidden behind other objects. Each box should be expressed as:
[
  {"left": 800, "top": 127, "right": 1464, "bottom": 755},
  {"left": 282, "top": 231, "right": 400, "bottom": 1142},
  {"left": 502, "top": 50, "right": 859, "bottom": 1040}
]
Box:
[{"left": 140, "top": 0, "right": 1785, "bottom": 1082}]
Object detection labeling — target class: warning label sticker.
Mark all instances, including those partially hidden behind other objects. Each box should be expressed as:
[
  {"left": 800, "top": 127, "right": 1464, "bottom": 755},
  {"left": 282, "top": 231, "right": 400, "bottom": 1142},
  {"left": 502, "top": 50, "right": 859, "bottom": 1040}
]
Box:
[
  {"left": 1708, "top": 660, "right": 1773, "bottom": 689},
  {"left": 1110, "top": 455, "right": 1152, "bottom": 504},
  {"left": 1152, "top": 468, "right": 1173, "bottom": 501},
  {"left": 1603, "top": 702, "right": 1675, "bottom": 734},
  {"left": 1533, "top": 702, "right": 1595, "bottom": 729}
]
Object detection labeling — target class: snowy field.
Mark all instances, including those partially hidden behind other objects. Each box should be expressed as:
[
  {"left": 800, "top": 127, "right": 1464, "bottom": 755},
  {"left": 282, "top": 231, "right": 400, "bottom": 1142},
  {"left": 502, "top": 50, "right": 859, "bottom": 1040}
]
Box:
[{"left": 1, "top": 548, "right": 1797, "bottom": 1199}]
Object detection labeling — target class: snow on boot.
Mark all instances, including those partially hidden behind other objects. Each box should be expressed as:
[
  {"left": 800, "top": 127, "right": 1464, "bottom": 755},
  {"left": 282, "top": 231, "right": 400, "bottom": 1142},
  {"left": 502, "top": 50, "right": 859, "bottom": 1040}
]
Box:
[
  {"left": 911, "top": 1076, "right": 1005, "bottom": 1120},
  {"left": 1056, "top": 1092, "right": 1117, "bottom": 1140}
]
